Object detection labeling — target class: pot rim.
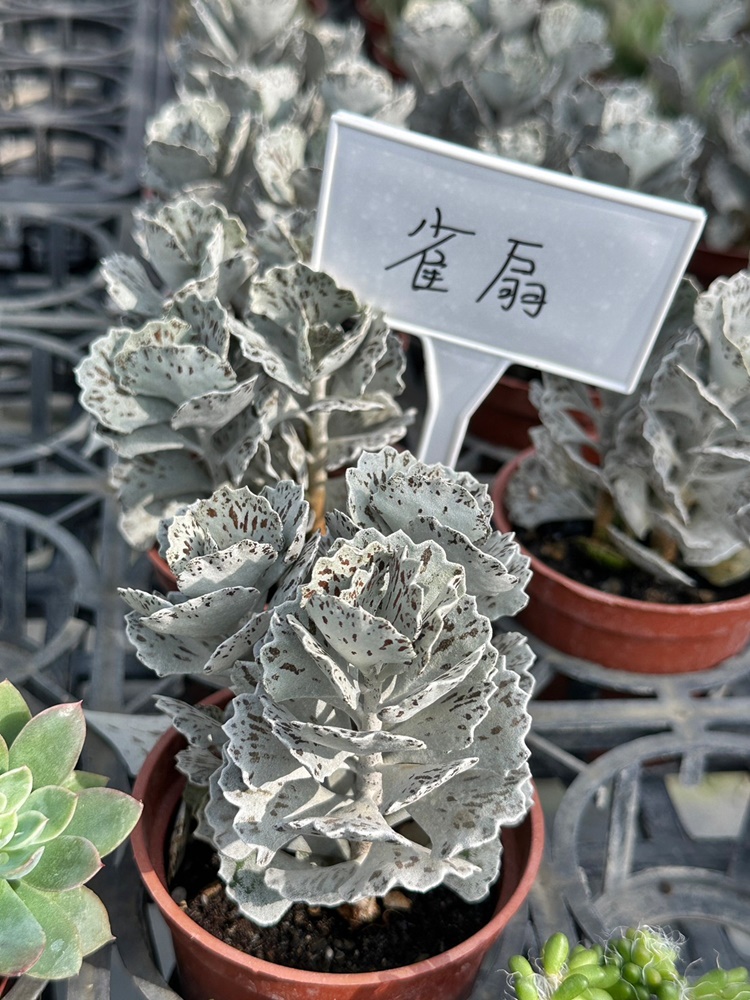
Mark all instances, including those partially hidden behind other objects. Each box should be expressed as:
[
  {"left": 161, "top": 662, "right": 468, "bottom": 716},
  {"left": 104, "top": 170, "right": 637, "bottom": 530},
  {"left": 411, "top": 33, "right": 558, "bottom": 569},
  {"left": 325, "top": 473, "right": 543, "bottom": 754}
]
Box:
[
  {"left": 132, "top": 693, "right": 544, "bottom": 987},
  {"left": 493, "top": 448, "right": 750, "bottom": 619}
]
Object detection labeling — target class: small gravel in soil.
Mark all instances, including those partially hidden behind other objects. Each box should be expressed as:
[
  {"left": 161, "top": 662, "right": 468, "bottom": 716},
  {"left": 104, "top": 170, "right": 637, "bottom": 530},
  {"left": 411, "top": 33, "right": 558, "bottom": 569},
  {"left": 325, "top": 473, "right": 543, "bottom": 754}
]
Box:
[{"left": 174, "top": 840, "right": 496, "bottom": 974}]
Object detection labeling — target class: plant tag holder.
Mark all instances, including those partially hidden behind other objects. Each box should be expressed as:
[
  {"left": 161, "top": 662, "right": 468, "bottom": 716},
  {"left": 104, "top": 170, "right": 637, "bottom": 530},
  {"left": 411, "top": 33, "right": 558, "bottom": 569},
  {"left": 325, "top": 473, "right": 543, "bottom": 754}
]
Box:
[{"left": 312, "top": 111, "right": 706, "bottom": 467}]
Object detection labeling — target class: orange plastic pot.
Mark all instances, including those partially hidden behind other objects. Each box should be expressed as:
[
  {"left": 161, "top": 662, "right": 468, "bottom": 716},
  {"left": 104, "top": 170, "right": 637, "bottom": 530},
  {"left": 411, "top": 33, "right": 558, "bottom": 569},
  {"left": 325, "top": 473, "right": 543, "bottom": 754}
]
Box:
[
  {"left": 146, "top": 546, "right": 176, "bottom": 592},
  {"left": 355, "top": 0, "right": 406, "bottom": 79},
  {"left": 468, "top": 375, "right": 540, "bottom": 452},
  {"left": 492, "top": 451, "right": 750, "bottom": 674},
  {"left": 688, "top": 242, "right": 747, "bottom": 287},
  {"left": 132, "top": 693, "right": 544, "bottom": 1000}
]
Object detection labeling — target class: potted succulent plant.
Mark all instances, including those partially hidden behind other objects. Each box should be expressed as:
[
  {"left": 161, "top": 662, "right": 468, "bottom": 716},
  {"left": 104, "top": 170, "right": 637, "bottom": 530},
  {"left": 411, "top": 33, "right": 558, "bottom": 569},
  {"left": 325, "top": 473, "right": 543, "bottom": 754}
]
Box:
[
  {"left": 125, "top": 447, "right": 543, "bottom": 1000},
  {"left": 75, "top": 197, "right": 413, "bottom": 556},
  {"left": 76, "top": 0, "right": 418, "bottom": 565},
  {"left": 507, "top": 925, "right": 750, "bottom": 1000},
  {"left": 493, "top": 272, "right": 750, "bottom": 673},
  {"left": 0, "top": 680, "right": 142, "bottom": 983}
]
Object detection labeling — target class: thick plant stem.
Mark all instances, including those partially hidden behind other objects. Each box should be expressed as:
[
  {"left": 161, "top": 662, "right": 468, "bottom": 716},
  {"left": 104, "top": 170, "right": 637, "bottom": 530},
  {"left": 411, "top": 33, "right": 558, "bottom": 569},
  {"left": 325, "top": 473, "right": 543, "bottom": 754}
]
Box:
[
  {"left": 348, "top": 696, "right": 385, "bottom": 867},
  {"left": 592, "top": 489, "right": 616, "bottom": 543},
  {"left": 307, "top": 376, "right": 330, "bottom": 533},
  {"left": 650, "top": 527, "right": 679, "bottom": 565}
]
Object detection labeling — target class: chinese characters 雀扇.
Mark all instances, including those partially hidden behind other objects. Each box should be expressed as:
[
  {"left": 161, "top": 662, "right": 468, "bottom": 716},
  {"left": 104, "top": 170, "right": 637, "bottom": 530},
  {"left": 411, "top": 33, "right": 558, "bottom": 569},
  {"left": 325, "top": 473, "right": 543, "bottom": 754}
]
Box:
[
  {"left": 385, "top": 207, "right": 476, "bottom": 292},
  {"left": 476, "top": 238, "right": 547, "bottom": 317},
  {"left": 385, "top": 214, "right": 548, "bottom": 317}
]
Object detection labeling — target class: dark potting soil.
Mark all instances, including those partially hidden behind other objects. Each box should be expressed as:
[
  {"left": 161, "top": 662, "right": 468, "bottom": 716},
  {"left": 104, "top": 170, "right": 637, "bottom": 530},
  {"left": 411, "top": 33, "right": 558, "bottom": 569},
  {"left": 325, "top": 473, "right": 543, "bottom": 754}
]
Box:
[
  {"left": 518, "top": 521, "right": 750, "bottom": 606},
  {"left": 172, "top": 838, "right": 497, "bottom": 974}
]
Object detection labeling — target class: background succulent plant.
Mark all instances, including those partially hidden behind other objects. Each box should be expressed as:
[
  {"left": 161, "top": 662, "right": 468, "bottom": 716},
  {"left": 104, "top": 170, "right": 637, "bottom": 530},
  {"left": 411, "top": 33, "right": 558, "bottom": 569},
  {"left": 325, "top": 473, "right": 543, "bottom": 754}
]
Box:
[
  {"left": 508, "top": 925, "right": 750, "bottom": 1000},
  {"left": 145, "top": 2, "right": 414, "bottom": 231},
  {"left": 77, "top": 233, "right": 412, "bottom": 549},
  {"left": 0, "top": 681, "right": 142, "bottom": 980},
  {"left": 391, "top": 0, "right": 612, "bottom": 147},
  {"left": 505, "top": 273, "right": 750, "bottom": 589},
  {"left": 583, "top": 0, "right": 749, "bottom": 248},
  {"left": 76, "top": 0, "right": 422, "bottom": 554},
  {"left": 551, "top": 79, "right": 704, "bottom": 202},
  {"left": 121, "top": 447, "right": 534, "bottom": 925},
  {"left": 644, "top": 0, "right": 750, "bottom": 248}
]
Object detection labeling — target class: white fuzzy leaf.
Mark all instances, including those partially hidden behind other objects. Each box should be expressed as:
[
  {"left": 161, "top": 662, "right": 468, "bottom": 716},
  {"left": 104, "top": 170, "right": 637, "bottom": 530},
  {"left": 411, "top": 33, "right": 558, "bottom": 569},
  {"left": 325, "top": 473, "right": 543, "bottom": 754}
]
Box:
[
  {"left": 264, "top": 838, "right": 477, "bottom": 908},
  {"left": 382, "top": 756, "right": 478, "bottom": 815},
  {"left": 124, "top": 610, "right": 218, "bottom": 676},
  {"left": 115, "top": 342, "right": 236, "bottom": 408},
  {"left": 254, "top": 123, "right": 306, "bottom": 206},
  {"left": 172, "top": 376, "right": 260, "bottom": 430},
  {"left": 141, "top": 587, "right": 262, "bottom": 638},
  {"left": 101, "top": 255, "right": 163, "bottom": 317}
]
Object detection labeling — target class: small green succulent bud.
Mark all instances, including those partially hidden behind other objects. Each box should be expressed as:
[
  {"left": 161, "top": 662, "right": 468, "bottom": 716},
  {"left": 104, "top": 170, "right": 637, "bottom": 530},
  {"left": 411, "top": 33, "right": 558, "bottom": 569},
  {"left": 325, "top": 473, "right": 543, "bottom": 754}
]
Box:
[{"left": 544, "top": 933, "right": 572, "bottom": 976}]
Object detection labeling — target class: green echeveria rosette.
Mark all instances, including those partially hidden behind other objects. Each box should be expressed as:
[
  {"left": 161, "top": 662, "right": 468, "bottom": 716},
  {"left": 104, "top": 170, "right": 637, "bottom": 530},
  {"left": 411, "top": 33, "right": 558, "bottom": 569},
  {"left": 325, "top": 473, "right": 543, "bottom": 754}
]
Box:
[{"left": 0, "top": 681, "right": 142, "bottom": 980}]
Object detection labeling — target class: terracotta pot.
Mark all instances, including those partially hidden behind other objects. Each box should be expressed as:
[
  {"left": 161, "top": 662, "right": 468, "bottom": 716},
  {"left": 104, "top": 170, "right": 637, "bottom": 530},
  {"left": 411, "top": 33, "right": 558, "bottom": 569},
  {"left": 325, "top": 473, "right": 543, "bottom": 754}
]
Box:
[
  {"left": 0, "top": 978, "right": 10, "bottom": 997},
  {"left": 147, "top": 546, "right": 177, "bottom": 592},
  {"left": 492, "top": 450, "right": 750, "bottom": 674},
  {"left": 688, "top": 242, "right": 748, "bottom": 287},
  {"left": 355, "top": 0, "right": 406, "bottom": 80},
  {"left": 468, "top": 375, "right": 540, "bottom": 452},
  {"left": 132, "top": 694, "right": 544, "bottom": 1000}
]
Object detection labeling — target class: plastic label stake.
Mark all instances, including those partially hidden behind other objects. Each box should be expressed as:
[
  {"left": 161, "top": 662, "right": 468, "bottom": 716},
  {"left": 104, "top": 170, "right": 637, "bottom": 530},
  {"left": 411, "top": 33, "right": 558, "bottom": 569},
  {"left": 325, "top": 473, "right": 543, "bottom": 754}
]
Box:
[
  {"left": 419, "top": 340, "right": 511, "bottom": 466},
  {"left": 312, "top": 112, "right": 706, "bottom": 467}
]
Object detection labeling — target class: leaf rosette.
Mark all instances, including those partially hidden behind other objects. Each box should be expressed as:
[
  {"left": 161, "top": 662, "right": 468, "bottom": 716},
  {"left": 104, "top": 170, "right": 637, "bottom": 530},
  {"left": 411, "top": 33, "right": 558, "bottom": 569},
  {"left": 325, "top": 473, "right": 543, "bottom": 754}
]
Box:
[
  {"left": 328, "top": 447, "right": 531, "bottom": 620},
  {"left": 506, "top": 275, "right": 750, "bottom": 586},
  {"left": 120, "top": 482, "right": 323, "bottom": 679},
  {"left": 167, "top": 530, "right": 533, "bottom": 925},
  {"left": 102, "top": 194, "right": 258, "bottom": 320},
  {"left": 0, "top": 682, "right": 141, "bottom": 980},
  {"left": 77, "top": 259, "right": 412, "bottom": 550}
]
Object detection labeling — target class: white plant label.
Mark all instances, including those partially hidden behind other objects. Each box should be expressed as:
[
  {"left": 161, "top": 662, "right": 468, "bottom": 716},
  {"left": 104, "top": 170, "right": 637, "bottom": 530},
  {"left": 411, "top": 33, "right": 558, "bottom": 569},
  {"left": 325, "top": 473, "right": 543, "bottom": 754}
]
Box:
[{"left": 312, "top": 111, "right": 706, "bottom": 466}]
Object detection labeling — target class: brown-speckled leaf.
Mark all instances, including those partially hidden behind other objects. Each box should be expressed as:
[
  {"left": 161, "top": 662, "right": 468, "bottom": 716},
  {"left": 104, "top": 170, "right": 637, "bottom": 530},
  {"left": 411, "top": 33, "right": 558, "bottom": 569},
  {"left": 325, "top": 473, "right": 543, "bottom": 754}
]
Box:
[
  {"left": 100, "top": 255, "right": 163, "bottom": 317},
  {"left": 262, "top": 613, "right": 360, "bottom": 710},
  {"left": 123, "top": 609, "right": 220, "bottom": 676},
  {"left": 140, "top": 587, "right": 262, "bottom": 639},
  {"left": 114, "top": 342, "right": 236, "bottom": 408}
]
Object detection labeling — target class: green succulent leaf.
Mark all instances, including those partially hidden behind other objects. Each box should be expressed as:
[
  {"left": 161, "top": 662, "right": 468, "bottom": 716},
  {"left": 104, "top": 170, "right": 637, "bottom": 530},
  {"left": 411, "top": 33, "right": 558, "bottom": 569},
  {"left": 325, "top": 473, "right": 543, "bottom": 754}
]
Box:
[
  {"left": 0, "top": 810, "right": 18, "bottom": 849},
  {"left": 8, "top": 702, "right": 85, "bottom": 789},
  {"left": 0, "top": 879, "right": 46, "bottom": 976},
  {"left": 22, "top": 835, "right": 101, "bottom": 892},
  {"left": 63, "top": 770, "right": 110, "bottom": 792},
  {"left": 24, "top": 786, "right": 77, "bottom": 843},
  {"left": 0, "top": 680, "right": 32, "bottom": 748},
  {"left": 15, "top": 881, "right": 83, "bottom": 980},
  {"left": 52, "top": 884, "right": 113, "bottom": 960},
  {"left": 7, "top": 811, "right": 48, "bottom": 851},
  {"left": 0, "top": 766, "right": 33, "bottom": 814},
  {"left": 0, "top": 844, "right": 44, "bottom": 879},
  {"left": 63, "top": 787, "right": 142, "bottom": 858}
]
